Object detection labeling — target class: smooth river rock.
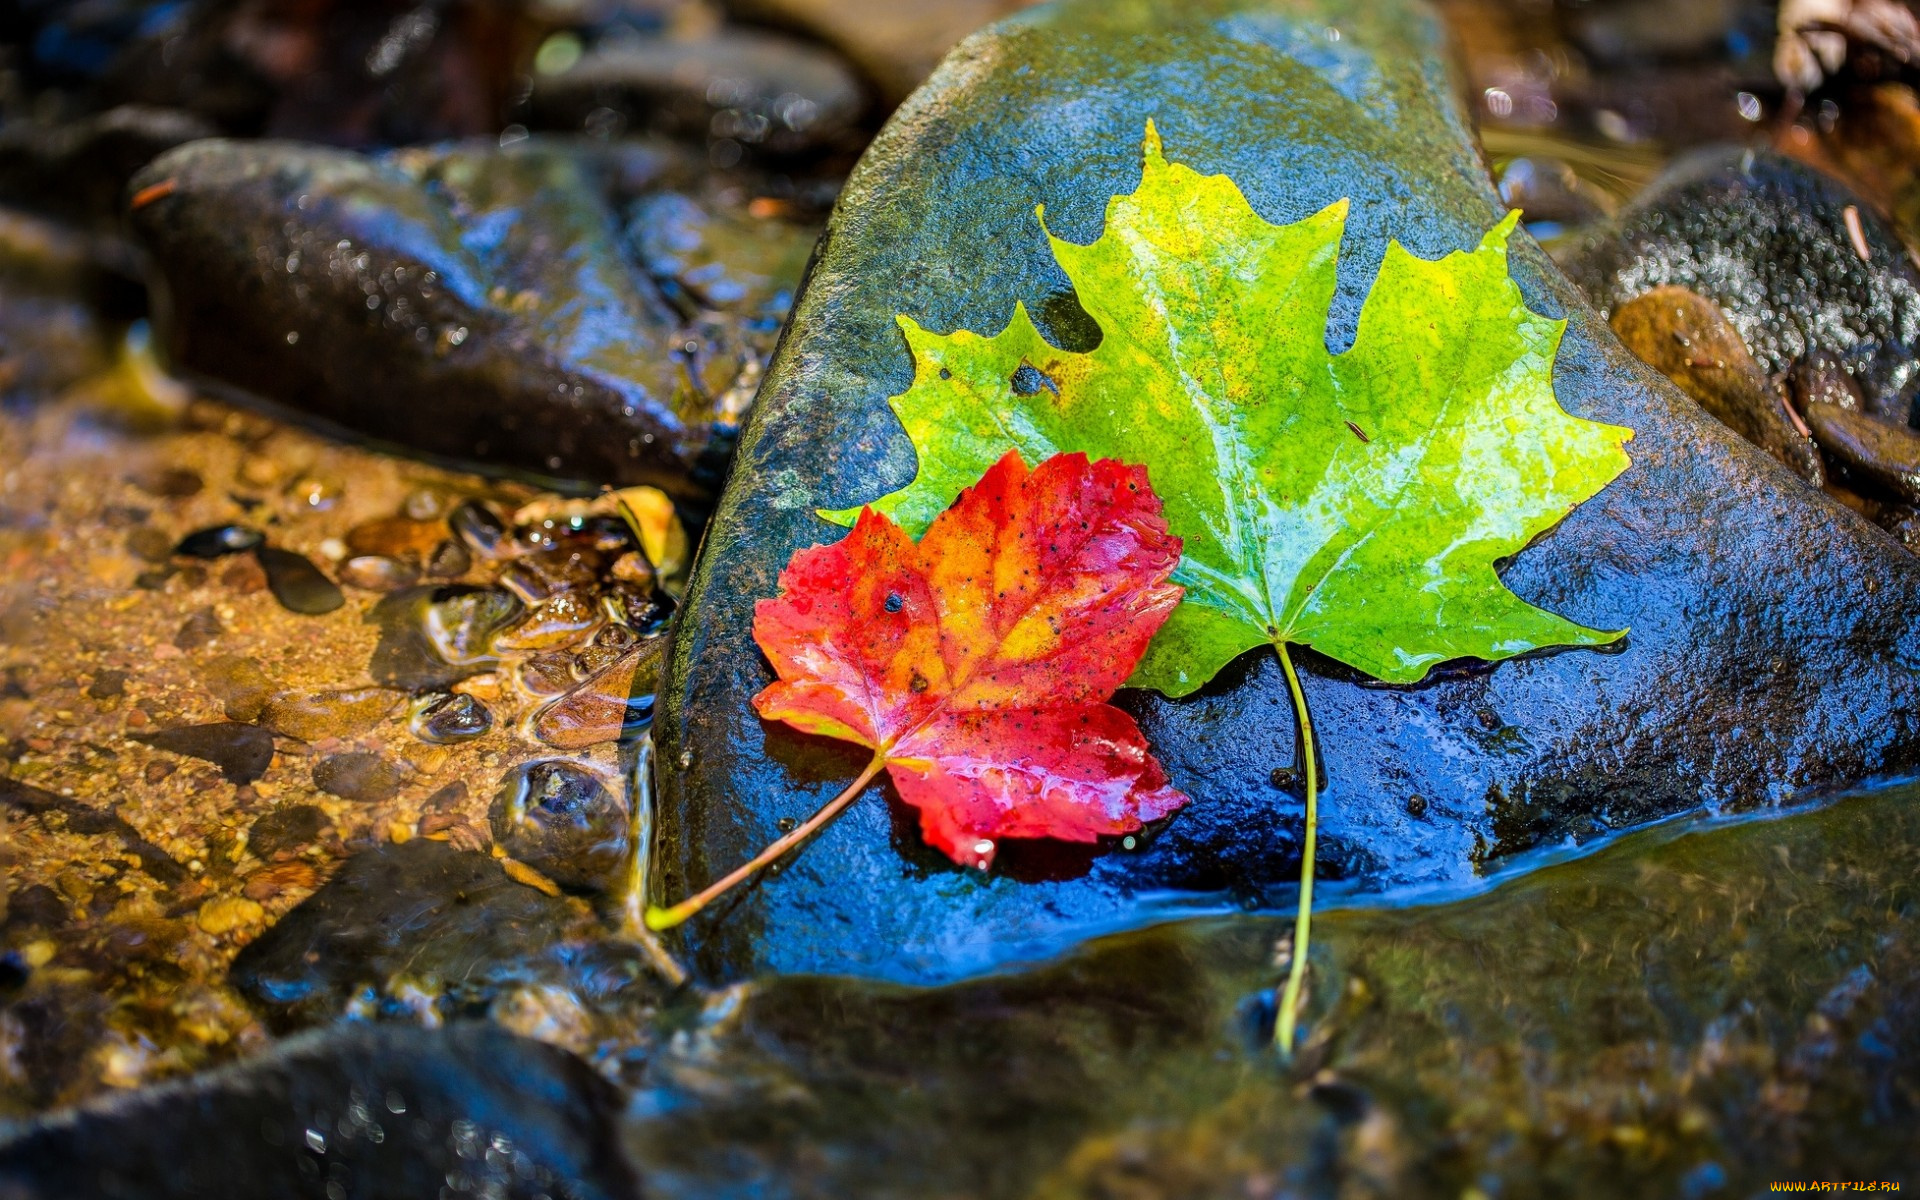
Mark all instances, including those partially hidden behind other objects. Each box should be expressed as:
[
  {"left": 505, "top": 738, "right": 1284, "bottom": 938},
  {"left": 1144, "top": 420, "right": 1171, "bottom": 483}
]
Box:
[
  {"left": 127, "top": 140, "right": 727, "bottom": 498},
  {"left": 655, "top": 0, "right": 1920, "bottom": 984}
]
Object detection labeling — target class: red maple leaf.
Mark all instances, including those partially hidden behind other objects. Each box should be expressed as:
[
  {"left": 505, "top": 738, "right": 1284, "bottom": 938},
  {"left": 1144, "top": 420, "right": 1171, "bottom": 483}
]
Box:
[
  {"left": 647, "top": 450, "right": 1187, "bottom": 930},
  {"left": 752, "top": 450, "right": 1187, "bottom": 867}
]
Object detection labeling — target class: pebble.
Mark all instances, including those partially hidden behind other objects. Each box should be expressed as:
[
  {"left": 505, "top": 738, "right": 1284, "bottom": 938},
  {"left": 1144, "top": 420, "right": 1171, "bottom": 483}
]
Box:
[
  {"left": 345, "top": 516, "right": 447, "bottom": 563},
  {"left": 424, "top": 538, "right": 470, "bottom": 578},
  {"left": 124, "top": 527, "right": 173, "bottom": 564},
  {"left": 254, "top": 546, "right": 344, "bottom": 615},
  {"left": 128, "top": 467, "right": 204, "bottom": 498},
  {"left": 172, "top": 607, "right": 224, "bottom": 651},
  {"left": 337, "top": 554, "right": 420, "bottom": 591},
  {"left": 133, "top": 722, "right": 275, "bottom": 785},
  {"left": 312, "top": 753, "right": 405, "bottom": 804},
  {"left": 173, "top": 524, "right": 264, "bottom": 559},
  {"left": 448, "top": 499, "right": 509, "bottom": 558},
  {"left": 197, "top": 653, "right": 273, "bottom": 722},
  {"left": 409, "top": 692, "right": 492, "bottom": 744},
  {"left": 248, "top": 804, "right": 331, "bottom": 859},
  {"left": 258, "top": 687, "right": 399, "bottom": 741},
  {"left": 489, "top": 760, "right": 630, "bottom": 893}
]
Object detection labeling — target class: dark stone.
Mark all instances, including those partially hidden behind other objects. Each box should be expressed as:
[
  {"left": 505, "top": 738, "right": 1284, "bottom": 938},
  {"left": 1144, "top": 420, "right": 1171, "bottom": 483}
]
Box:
[
  {"left": 247, "top": 805, "right": 330, "bottom": 860},
  {"left": 171, "top": 606, "right": 222, "bottom": 651},
  {"left": 656, "top": 0, "right": 1920, "bottom": 984},
  {"left": 122, "top": 527, "right": 172, "bottom": 564},
  {"left": 133, "top": 722, "right": 273, "bottom": 786},
  {"left": 628, "top": 783, "right": 1920, "bottom": 1194},
  {"left": 127, "top": 467, "right": 203, "bottom": 499},
  {"left": 3, "top": 884, "right": 69, "bottom": 933},
  {"left": 0, "top": 775, "right": 185, "bottom": 885},
  {"left": 490, "top": 761, "right": 630, "bottom": 894},
  {"left": 410, "top": 692, "right": 493, "bottom": 744},
  {"left": 366, "top": 585, "right": 524, "bottom": 690},
  {"left": 126, "top": 139, "right": 724, "bottom": 499},
  {"left": 254, "top": 546, "right": 344, "bottom": 615},
  {"left": 424, "top": 537, "right": 470, "bottom": 578},
  {"left": 172, "top": 523, "right": 263, "bottom": 559},
  {"left": 1557, "top": 147, "right": 1920, "bottom": 427},
  {"left": 85, "top": 670, "right": 127, "bottom": 700},
  {"left": 336, "top": 554, "right": 418, "bottom": 591},
  {"left": 0, "top": 105, "right": 215, "bottom": 229},
  {"left": 0, "top": 1022, "right": 641, "bottom": 1200},
  {"left": 227, "top": 840, "right": 609, "bottom": 1030},
  {"left": 311, "top": 752, "right": 404, "bottom": 805},
  {"left": 1802, "top": 402, "right": 1920, "bottom": 504},
  {"left": 529, "top": 31, "right": 865, "bottom": 158},
  {"left": 448, "top": 500, "right": 510, "bottom": 558}
]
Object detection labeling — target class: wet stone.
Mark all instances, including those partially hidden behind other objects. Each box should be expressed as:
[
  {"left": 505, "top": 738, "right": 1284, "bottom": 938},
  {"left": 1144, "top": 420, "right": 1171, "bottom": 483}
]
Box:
[
  {"left": 723, "top": 0, "right": 1036, "bottom": 105},
  {"left": 227, "top": 839, "right": 601, "bottom": 1029},
  {"left": 409, "top": 692, "right": 492, "bottom": 745},
  {"left": 0, "top": 1022, "right": 640, "bottom": 1200},
  {"left": 337, "top": 554, "right": 419, "bottom": 591},
  {"left": 85, "top": 670, "right": 126, "bottom": 701},
  {"left": 1558, "top": 147, "right": 1920, "bottom": 425},
  {"left": 126, "top": 139, "right": 720, "bottom": 497},
  {"left": 1609, "top": 285, "right": 1824, "bottom": 485},
  {"left": 533, "top": 639, "right": 662, "bottom": 752},
  {"left": 368, "top": 585, "right": 525, "bottom": 691},
  {"left": 1802, "top": 403, "right": 1920, "bottom": 504},
  {"left": 172, "top": 523, "right": 263, "bottom": 559},
  {"left": 658, "top": 0, "right": 1920, "bottom": 985},
  {"left": 171, "top": 607, "right": 223, "bottom": 651},
  {"left": 490, "top": 761, "right": 629, "bottom": 894},
  {"left": 247, "top": 805, "right": 331, "bottom": 861},
  {"left": 2, "top": 885, "right": 68, "bottom": 934},
  {"left": 133, "top": 722, "right": 274, "bottom": 785},
  {"left": 344, "top": 515, "right": 446, "bottom": 563},
  {"left": 197, "top": 653, "right": 273, "bottom": 722},
  {"left": 448, "top": 499, "right": 510, "bottom": 558},
  {"left": 425, "top": 538, "right": 470, "bottom": 578},
  {"left": 123, "top": 526, "right": 173, "bottom": 564},
  {"left": 253, "top": 546, "right": 344, "bottom": 615},
  {"left": 528, "top": 30, "right": 865, "bottom": 158},
  {"left": 127, "top": 466, "right": 203, "bottom": 499},
  {"left": 258, "top": 687, "right": 398, "bottom": 742},
  {"left": 311, "top": 752, "right": 405, "bottom": 805}
]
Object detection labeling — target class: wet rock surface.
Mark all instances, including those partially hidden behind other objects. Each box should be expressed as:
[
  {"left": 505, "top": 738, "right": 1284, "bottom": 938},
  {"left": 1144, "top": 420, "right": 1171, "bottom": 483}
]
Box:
[
  {"left": 490, "top": 760, "right": 631, "bottom": 893},
  {"left": 1558, "top": 146, "right": 1920, "bottom": 424},
  {"left": 659, "top": 0, "right": 1920, "bottom": 984},
  {"left": 530, "top": 30, "right": 866, "bottom": 158},
  {"left": 227, "top": 839, "right": 598, "bottom": 1030},
  {"left": 131, "top": 722, "right": 275, "bottom": 785},
  {"left": 127, "top": 139, "right": 726, "bottom": 496},
  {"left": 725, "top": 0, "right": 1041, "bottom": 105},
  {"left": 0, "top": 1022, "right": 641, "bottom": 1200}
]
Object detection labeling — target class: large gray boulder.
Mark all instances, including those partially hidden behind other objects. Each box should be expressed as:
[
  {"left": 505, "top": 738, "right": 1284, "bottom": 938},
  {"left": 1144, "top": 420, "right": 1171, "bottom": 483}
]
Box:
[{"left": 656, "top": 0, "right": 1920, "bottom": 984}]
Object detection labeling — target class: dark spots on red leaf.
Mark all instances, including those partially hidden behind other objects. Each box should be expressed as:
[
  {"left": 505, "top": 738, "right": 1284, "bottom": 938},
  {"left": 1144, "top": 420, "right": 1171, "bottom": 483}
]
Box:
[{"left": 885, "top": 592, "right": 904, "bottom": 613}]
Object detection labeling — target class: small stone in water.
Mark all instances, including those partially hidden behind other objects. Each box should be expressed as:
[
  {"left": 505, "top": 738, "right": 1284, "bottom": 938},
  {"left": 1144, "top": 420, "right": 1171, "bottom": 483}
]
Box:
[
  {"left": 425, "top": 539, "right": 470, "bottom": 578},
  {"left": 518, "top": 652, "right": 580, "bottom": 696},
  {"left": 259, "top": 687, "right": 399, "bottom": 741},
  {"left": 86, "top": 670, "right": 127, "bottom": 700},
  {"left": 249, "top": 804, "right": 331, "bottom": 859},
  {"left": 255, "top": 546, "right": 345, "bottom": 615},
  {"left": 489, "top": 760, "right": 629, "bottom": 893},
  {"left": 410, "top": 693, "right": 492, "bottom": 744},
  {"left": 1406, "top": 794, "right": 1429, "bottom": 818},
  {"left": 531, "top": 639, "right": 661, "bottom": 750},
  {"left": 313, "top": 752, "right": 405, "bottom": 804},
  {"left": 448, "top": 500, "right": 509, "bottom": 558},
  {"left": 345, "top": 516, "right": 446, "bottom": 563},
  {"left": 125, "top": 527, "right": 173, "bottom": 564},
  {"left": 608, "top": 580, "right": 673, "bottom": 634},
  {"left": 337, "top": 554, "right": 420, "bottom": 591},
  {"left": 174, "top": 524, "right": 264, "bottom": 559},
  {"left": 494, "top": 591, "right": 602, "bottom": 651},
  {"left": 199, "top": 654, "right": 273, "bottom": 721},
  {"left": 173, "top": 607, "right": 224, "bottom": 651},
  {"left": 129, "top": 467, "right": 203, "bottom": 498},
  {"left": 134, "top": 723, "right": 275, "bottom": 784}
]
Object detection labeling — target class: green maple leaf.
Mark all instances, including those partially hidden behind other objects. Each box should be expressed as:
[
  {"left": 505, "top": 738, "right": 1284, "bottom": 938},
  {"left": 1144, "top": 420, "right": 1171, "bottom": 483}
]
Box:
[{"left": 827, "top": 122, "right": 1634, "bottom": 697}]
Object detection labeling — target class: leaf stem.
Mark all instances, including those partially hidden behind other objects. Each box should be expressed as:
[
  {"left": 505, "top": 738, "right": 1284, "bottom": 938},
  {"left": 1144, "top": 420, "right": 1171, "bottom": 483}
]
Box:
[
  {"left": 645, "top": 753, "right": 888, "bottom": 931},
  {"left": 1274, "top": 642, "right": 1318, "bottom": 1058}
]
